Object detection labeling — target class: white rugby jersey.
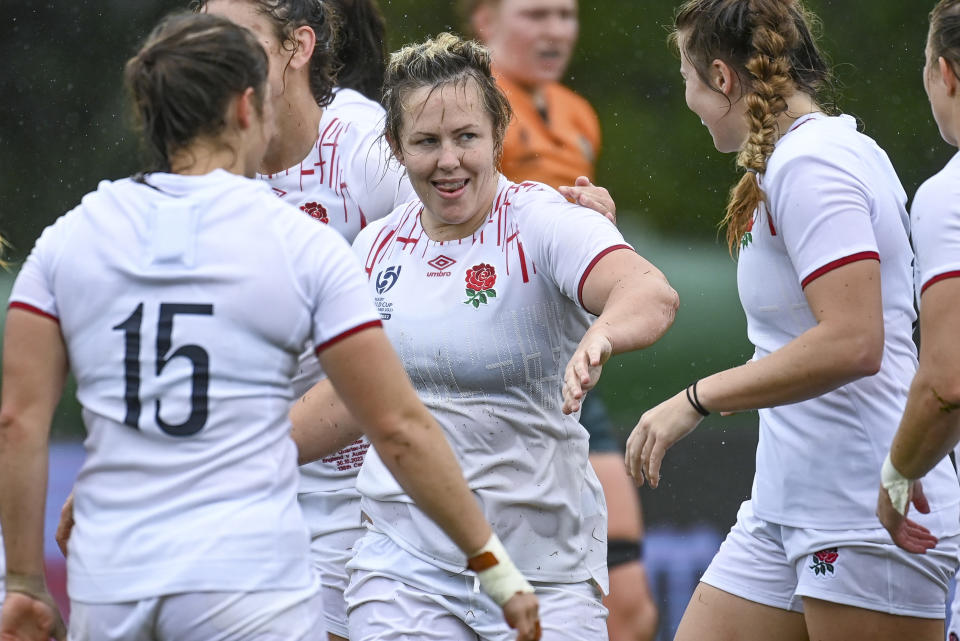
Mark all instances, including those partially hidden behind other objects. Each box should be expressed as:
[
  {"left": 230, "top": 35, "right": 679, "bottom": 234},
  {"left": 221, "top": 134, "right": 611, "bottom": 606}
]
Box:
[
  {"left": 260, "top": 91, "right": 415, "bottom": 496},
  {"left": 352, "top": 176, "right": 632, "bottom": 589},
  {"left": 8, "top": 169, "right": 380, "bottom": 603},
  {"left": 910, "top": 151, "right": 960, "bottom": 467},
  {"left": 738, "top": 113, "right": 960, "bottom": 529},
  {"left": 258, "top": 88, "right": 412, "bottom": 247}
]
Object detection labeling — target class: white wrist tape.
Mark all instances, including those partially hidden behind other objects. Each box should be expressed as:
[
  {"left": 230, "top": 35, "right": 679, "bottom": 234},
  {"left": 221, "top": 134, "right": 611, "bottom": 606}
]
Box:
[
  {"left": 881, "top": 453, "right": 912, "bottom": 516},
  {"left": 467, "top": 533, "right": 534, "bottom": 606}
]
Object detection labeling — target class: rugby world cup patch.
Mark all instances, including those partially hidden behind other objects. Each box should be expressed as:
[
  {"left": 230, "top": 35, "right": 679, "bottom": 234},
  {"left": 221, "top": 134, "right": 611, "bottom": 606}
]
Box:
[{"left": 809, "top": 547, "right": 838, "bottom": 577}]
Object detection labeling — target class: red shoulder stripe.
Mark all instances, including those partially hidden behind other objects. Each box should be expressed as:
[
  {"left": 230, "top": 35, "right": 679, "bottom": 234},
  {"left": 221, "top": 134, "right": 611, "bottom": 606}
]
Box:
[
  {"left": 314, "top": 320, "right": 382, "bottom": 353},
  {"left": 8, "top": 302, "right": 60, "bottom": 324},
  {"left": 577, "top": 245, "right": 633, "bottom": 310},
  {"left": 800, "top": 251, "right": 880, "bottom": 289},
  {"left": 921, "top": 270, "right": 960, "bottom": 295}
]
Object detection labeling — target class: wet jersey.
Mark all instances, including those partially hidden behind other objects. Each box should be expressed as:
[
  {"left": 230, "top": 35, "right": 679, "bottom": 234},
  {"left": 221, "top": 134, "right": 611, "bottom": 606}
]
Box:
[
  {"left": 259, "top": 91, "right": 414, "bottom": 494},
  {"left": 8, "top": 170, "right": 380, "bottom": 602},
  {"left": 352, "top": 176, "right": 632, "bottom": 590}
]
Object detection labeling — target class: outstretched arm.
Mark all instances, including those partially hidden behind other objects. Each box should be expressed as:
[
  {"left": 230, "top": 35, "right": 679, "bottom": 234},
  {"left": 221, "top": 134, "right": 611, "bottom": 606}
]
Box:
[
  {"left": 628, "top": 258, "right": 883, "bottom": 487},
  {"left": 562, "top": 248, "right": 678, "bottom": 414}
]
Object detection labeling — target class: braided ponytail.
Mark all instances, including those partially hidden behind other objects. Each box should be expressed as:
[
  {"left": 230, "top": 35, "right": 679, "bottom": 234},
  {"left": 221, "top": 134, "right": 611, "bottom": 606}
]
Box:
[
  {"left": 724, "top": 3, "right": 797, "bottom": 253},
  {"left": 674, "top": 0, "right": 833, "bottom": 254}
]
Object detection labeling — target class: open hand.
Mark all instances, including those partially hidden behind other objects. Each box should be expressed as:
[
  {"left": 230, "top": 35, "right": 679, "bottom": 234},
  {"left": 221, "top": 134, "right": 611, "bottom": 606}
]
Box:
[
  {"left": 562, "top": 332, "right": 613, "bottom": 414},
  {"left": 625, "top": 390, "right": 705, "bottom": 487},
  {"left": 877, "top": 480, "right": 938, "bottom": 554},
  {"left": 558, "top": 177, "right": 616, "bottom": 224}
]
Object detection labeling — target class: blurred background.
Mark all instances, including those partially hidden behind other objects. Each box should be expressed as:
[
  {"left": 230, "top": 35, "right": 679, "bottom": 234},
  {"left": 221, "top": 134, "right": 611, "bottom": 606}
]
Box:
[{"left": 0, "top": 1, "right": 953, "bottom": 638}]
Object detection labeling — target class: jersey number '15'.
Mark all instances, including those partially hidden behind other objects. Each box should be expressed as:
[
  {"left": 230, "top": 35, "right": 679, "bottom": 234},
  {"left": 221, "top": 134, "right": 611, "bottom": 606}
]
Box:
[{"left": 113, "top": 302, "right": 214, "bottom": 436}]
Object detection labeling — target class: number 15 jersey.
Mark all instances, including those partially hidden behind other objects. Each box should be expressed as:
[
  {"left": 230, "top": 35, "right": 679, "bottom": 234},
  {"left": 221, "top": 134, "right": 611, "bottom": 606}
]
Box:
[{"left": 8, "top": 169, "right": 380, "bottom": 603}]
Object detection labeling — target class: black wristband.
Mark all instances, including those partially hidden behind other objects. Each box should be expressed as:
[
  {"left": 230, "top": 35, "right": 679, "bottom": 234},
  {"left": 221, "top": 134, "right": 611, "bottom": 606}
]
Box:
[{"left": 685, "top": 381, "right": 710, "bottom": 417}]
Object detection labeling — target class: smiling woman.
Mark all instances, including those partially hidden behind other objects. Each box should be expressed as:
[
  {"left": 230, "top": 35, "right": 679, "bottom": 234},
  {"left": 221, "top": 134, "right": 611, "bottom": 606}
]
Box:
[
  {"left": 387, "top": 75, "right": 509, "bottom": 241},
  {"left": 310, "top": 31, "right": 679, "bottom": 641}
]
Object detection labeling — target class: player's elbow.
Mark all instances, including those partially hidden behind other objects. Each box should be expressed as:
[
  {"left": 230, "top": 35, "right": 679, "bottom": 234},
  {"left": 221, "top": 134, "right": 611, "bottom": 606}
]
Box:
[
  {"left": 0, "top": 407, "right": 32, "bottom": 448},
  {"left": 366, "top": 407, "right": 432, "bottom": 459},
  {"left": 656, "top": 284, "right": 680, "bottom": 332},
  {"left": 916, "top": 363, "right": 960, "bottom": 410},
  {"left": 639, "top": 282, "right": 679, "bottom": 346},
  {"left": 845, "top": 329, "right": 883, "bottom": 378}
]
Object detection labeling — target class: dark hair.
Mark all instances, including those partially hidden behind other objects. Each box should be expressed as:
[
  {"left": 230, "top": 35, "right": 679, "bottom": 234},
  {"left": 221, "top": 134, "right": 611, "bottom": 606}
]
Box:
[
  {"left": 125, "top": 12, "right": 269, "bottom": 172},
  {"left": 328, "top": 0, "right": 386, "bottom": 101},
  {"left": 383, "top": 33, "right": 512, "bottom": 162},
  {"left": 195, "top": 0, "right": 340, "bottom": 108},
  {"left": 672, "top": 0, "right": 835, "bottom": 254},
  {"left": 930, "top": 0, "right": 960, "bottom": 73}
]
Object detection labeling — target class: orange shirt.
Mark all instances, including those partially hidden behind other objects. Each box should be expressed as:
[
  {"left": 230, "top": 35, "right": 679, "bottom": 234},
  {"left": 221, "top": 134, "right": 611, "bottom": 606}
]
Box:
[{"left": 495, "top": 70, "right": 601, "bottom": 190}]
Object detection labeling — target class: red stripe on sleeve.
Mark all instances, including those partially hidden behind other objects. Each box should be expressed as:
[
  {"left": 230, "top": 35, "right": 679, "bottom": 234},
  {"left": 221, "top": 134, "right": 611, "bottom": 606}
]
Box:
[
  {"left": 800, "top": 251, "right": 880, "bottom": 289},
  {"left": 314, "top": 320, "right": 382, "bottom": 354},
  {"left": 921, "top": 270, "right": 960, "bottom": 295},
  {"left": 577, "top": 244, "right": 634, "bottom": 309},
  {"left": 8, "top": 302, "right": 60, "bottom": 324}
]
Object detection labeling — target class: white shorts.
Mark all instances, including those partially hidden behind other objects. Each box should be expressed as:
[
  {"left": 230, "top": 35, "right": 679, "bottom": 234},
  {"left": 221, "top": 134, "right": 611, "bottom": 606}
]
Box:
[
  {"left": 701, "top": 501, "right": 959, "bottom": 618},
  {"left": 299, "top": 489, "right": 365, "bottom": 639},
  {"left": 947, "top": 565, "right": 960, "bottom": 640},
  {"left": 345, "top": 529, "right": 607, "bottom": 641},
  {"left": 67, "top": 578, "right": 325, "bottom": 641}
]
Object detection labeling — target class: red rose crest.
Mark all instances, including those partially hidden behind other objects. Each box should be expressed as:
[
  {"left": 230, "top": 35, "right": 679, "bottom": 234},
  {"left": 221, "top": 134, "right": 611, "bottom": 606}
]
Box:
[
  {"left": 300, "top": 201, "right": 329, "bottom": 224},
  {"left": 949, "top": 633, "right": 958, "bottom": 641},
  {"left": 809, "top": 548, "right": 838, "bottom": 576},
  {"left": 464, "top": 263, "right": 497, "bottom": 308},
  {"left": 740, "top": 216, "right": 755, "bottom": 249}
]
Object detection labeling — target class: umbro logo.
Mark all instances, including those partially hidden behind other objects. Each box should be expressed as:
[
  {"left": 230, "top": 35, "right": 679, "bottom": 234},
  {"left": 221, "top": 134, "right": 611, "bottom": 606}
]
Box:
[
  {"left": 427, "top": 255, "right": 455, "bottom": 277},
  {"left": 428, "top": 255, "right": 456, "bottom": 270}
]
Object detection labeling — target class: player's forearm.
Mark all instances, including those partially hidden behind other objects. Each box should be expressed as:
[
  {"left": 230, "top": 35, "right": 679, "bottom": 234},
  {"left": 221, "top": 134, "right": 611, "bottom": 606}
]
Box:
[
  {"left": 0, "top": 411, "right": 50, "bottom": 575},
  {"left": 695, "top": 320, "right": 881, "bottom": 414},
  {"left": 290, "top": 378, "right": 364, "bottom": 465},
  {"left": 371, "top": 412, "right": 491, "bottom": 555},
  {"left": 888, "top": 364, "right": 960, "bottom": 479}
]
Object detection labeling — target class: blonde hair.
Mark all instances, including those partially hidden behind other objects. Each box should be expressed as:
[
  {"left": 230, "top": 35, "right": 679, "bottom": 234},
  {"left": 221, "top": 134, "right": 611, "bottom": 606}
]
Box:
[
  {"left": 382, "top": 32, "right": 512, "bottom": 162},
  {"left": 673, "top": 0, "right": 834, "bottom": 254}
]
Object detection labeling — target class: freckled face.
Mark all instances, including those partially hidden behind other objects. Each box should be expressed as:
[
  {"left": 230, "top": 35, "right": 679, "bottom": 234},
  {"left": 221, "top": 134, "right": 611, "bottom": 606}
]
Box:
[
  {"left": 395, "top": 79, "right": 500, "bottom": 241},
  {"left": 678, "top": 32, "right": 748, "bottom": 153}
]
